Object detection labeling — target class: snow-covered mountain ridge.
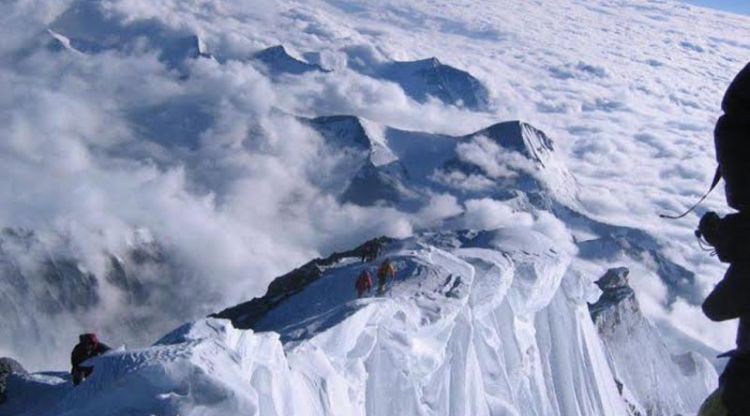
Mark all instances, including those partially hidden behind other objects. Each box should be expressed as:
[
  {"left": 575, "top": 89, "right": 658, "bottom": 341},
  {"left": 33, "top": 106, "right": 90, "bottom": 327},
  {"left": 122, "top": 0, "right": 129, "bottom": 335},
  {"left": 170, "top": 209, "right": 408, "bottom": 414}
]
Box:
[
  {"left": 2, "top": 230, "right": 716, "bottom": 416},
  {"left": 0, "top": 109, "right": 704, "bottom": 378}
]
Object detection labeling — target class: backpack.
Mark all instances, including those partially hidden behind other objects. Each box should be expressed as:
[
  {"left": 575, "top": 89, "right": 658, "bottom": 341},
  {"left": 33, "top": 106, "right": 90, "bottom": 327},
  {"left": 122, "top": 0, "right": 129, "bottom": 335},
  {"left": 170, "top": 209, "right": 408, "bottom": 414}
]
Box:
[{"left": 715, "top": 62, "right": 750, "bottom": 211}]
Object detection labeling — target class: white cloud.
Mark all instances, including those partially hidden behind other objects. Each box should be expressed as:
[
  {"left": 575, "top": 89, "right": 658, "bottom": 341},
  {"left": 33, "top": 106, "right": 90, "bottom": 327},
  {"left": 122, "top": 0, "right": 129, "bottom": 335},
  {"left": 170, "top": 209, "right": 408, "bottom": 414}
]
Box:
[
  {"left": 461, "top": 198, "right": 533, "bottom": 230},
  {"left": 412, "top": 193, "right": 463, "bottom": 227},
  {"left": 455, "top": 135, "right": 537, "bottom": 179}
]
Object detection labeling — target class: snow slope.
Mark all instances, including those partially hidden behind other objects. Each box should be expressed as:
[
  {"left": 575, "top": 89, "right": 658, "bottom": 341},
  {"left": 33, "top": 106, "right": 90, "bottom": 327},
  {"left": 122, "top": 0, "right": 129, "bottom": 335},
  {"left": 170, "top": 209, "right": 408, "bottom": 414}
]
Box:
[{"left": 7, "top": 229, "right": 707, "bottom": 416}]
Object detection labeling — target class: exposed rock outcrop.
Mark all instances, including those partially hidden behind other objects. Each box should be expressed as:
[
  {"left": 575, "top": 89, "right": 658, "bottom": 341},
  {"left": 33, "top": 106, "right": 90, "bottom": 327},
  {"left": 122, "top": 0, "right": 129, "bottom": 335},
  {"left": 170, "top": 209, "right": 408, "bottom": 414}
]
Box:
[
  {"left": 0, "top": 357, "right": 27, "bottom": 404},
  {"left": 589, "top": 268, "right": 716, "bottom": 416}
]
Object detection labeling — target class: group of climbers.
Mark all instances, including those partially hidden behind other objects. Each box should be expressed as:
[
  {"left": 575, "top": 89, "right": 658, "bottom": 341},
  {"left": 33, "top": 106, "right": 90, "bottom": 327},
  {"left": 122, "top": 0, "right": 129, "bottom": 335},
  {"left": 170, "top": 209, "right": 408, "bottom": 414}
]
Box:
[
  {"left": 66, "top": 242, "right": 394, "bottom": 385},
  {"left": 354, "top": 239, "right": 397, "bottom": 297},
  {"left": 695, "top": 62, "right": 750, "bottom": 416},
  {"left": 355, "top": 258, "right": 397, "bottom": 298}
]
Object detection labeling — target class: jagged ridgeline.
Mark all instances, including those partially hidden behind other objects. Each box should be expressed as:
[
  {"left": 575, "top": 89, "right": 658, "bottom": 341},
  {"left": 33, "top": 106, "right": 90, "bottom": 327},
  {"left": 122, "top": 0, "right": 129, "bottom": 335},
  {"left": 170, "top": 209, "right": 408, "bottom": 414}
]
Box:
[
  {"left": 4, "top": 231, "right": 716, "bottom": 415},
  {"left": 44, "top": 2, "right": 490, "bottom": 110}
]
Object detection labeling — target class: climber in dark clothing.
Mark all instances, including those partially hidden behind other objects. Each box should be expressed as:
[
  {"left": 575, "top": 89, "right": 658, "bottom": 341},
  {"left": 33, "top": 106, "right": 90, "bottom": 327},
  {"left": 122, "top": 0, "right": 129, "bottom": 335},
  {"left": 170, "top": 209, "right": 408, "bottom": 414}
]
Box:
[
  {"left": 698, "top": 213, "right": 750, "bottom": 416},
  {"left": 697, "top": 61, "right": 750, "bottom": 416},
  {"left": 71, "top": 333, "right": 111, "bottom": 386}
]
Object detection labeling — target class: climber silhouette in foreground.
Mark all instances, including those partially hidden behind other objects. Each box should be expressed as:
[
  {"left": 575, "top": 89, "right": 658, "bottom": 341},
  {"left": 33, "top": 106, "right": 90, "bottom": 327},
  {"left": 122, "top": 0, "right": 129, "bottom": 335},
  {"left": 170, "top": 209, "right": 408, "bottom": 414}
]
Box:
[
  {"left": 697, "top": 61, "right": 750, "bottom": 416},
  {"left": 355, "top": 269, "right": 373, "bottom": 298},
  {"left": 71, "top": 333, "right": 111, "bottom": 386}
]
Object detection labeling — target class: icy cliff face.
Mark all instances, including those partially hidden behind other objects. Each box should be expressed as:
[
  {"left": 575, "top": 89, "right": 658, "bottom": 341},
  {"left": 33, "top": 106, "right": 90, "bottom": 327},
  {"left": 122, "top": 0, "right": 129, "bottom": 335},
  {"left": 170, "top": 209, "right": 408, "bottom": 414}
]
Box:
[
  {"left": 590, "top": 268, "right": 716, "bottom": 416},
  {"left": 2, "top": 231, "right": 715, "bottom": 416}
]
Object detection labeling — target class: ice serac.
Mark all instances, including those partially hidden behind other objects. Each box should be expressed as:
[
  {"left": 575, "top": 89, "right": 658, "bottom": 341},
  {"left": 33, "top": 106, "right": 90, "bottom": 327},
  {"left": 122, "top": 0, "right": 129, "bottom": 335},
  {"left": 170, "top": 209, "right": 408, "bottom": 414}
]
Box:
[{"left": 589, "top": 267, "right": 717, "bottom": 416}]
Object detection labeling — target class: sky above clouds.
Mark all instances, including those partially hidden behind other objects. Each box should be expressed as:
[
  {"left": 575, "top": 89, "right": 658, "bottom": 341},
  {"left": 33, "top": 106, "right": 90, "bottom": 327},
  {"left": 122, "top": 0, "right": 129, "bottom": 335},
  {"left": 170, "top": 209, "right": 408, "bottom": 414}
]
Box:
[
  {"left": 685, "top": 0, "right": 750, "bottom": 15},
  {"left": 2, "top": 0, "right": 750, "bottom": 368}
]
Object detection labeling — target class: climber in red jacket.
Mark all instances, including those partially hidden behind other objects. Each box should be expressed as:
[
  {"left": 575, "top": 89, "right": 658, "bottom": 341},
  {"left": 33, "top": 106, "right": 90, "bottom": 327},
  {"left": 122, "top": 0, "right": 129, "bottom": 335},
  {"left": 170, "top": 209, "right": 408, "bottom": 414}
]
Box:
[
  {"left": 71, "top": 333, "right": 111, "bottom": 386},
  {"left": 355, "top": 269, "right": 373, "bottom": 298}
]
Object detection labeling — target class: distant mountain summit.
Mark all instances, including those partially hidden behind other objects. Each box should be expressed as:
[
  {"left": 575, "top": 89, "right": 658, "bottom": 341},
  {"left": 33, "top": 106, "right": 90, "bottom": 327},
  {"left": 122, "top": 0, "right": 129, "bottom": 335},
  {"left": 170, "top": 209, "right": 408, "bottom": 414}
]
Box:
[
  {"left": 252, "top": 45, "right": 328, "bottom": 76},
  {"left": 344, "top": 55, "right": 491, "bottom": 110},
  {"left": 301, "top": 115, "right": 577, "bottom": 208},
  {"left": 47, "top": 1, "right": 210, "bottom": 71},
  {"left": 377, "top": 57, "right": 491, "bottom": 110}
]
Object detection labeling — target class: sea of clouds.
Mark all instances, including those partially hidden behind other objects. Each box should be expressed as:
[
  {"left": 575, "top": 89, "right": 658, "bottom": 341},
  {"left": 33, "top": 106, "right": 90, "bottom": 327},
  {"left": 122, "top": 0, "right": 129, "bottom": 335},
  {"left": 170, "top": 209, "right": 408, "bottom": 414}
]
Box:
[{"left": 1, "top": 0, "right": 749, "bottom": 369}]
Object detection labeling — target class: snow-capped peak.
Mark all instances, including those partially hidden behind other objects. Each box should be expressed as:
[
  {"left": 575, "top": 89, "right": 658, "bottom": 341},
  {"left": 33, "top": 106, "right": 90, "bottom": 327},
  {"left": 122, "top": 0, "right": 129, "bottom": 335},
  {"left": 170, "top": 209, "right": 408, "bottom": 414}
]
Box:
[{"left": 252, "top": 45, "right": 328, "bottom": 76}]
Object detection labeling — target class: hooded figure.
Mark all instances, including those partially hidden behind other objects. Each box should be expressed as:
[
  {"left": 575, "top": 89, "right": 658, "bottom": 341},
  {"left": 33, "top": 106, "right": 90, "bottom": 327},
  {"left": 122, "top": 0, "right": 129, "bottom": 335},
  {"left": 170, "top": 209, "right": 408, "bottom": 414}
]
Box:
[
  {"left": 698, "top": 62, "right": 750, "bottom": 416},
  {"left": 71, "top": 333, "right": 111, "bottom": 386},
  {"left": 699, "top": 213, "right": 750, "bottom": 416},
  {"left": 714, "top": 63, "right": 750, "bottom": 212}
]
